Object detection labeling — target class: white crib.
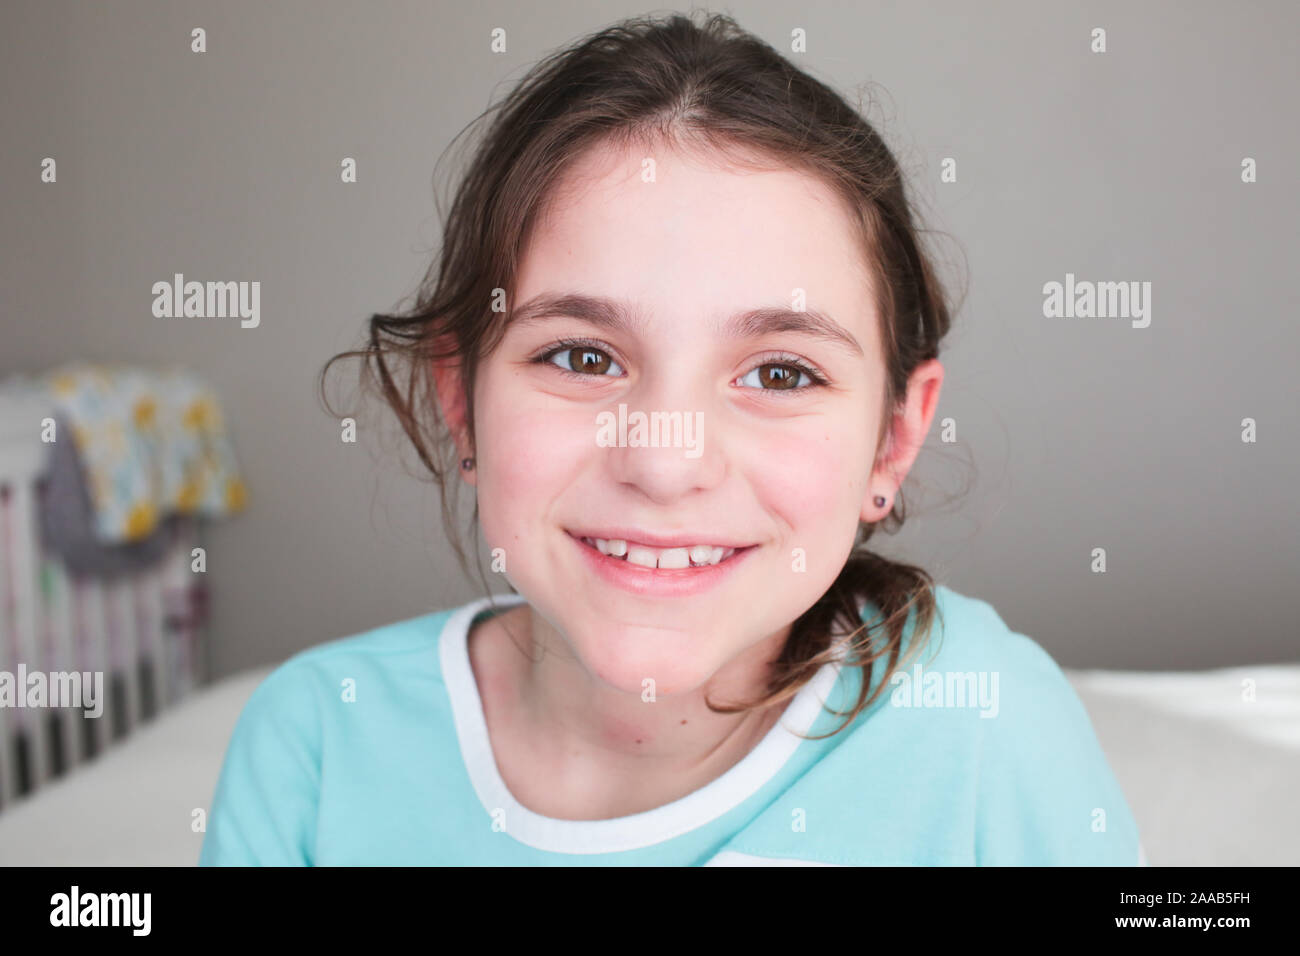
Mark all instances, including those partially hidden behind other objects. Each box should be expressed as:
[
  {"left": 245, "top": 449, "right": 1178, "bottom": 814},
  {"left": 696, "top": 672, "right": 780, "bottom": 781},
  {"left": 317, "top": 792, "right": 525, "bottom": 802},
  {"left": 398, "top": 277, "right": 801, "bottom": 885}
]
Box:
[{"left": 0, "top": 381, "right": 208, "bottom": 811}]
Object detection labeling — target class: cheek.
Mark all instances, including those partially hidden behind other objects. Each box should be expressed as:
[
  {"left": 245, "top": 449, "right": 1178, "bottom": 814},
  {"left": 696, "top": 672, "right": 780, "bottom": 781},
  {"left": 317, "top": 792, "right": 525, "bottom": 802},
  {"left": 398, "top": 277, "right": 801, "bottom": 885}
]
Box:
[
  {"left": 749, "top": 424, "right": 869, "bottom": 528},
  {"left": 472, "top": 387, "right": 591, "bottom": 541}
]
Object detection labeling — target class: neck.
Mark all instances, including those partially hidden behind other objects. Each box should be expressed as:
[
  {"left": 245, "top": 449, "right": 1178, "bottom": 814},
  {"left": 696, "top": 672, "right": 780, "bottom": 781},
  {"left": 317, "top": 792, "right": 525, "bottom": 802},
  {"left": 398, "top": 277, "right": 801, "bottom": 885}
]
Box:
[{"left": 474, "top": 605, "right": 792, "bottom": 818}]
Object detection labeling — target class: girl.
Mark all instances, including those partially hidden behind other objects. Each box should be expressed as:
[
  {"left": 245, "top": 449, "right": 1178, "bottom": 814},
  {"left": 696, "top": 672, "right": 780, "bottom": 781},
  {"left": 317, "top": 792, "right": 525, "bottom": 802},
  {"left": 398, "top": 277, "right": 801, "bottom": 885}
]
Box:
[{"left": 201, "top": 12, "right": 1143, "bottom": 866}]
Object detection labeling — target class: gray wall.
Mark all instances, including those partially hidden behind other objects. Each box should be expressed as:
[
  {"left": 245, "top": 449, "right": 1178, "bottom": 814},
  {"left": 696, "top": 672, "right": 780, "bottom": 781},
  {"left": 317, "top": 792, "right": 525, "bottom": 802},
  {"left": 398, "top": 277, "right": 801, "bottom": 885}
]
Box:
[{"left": 3, "top": 0, "right": 1296, "bottom": 677}]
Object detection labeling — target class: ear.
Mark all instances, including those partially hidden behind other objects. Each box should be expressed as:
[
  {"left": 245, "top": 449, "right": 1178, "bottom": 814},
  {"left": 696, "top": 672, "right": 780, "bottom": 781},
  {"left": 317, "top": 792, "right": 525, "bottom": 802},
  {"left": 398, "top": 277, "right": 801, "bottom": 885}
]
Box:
[
  {"left": 429, "top": 335, "right": 475, "bottom": 482},
  {"left": 860, "top": 358, "right": 944, "bottom": 523}
]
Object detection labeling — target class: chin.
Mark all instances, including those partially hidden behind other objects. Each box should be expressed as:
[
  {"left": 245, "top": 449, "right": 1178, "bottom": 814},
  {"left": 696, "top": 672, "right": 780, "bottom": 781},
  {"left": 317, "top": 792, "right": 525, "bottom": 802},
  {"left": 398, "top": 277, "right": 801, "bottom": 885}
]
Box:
[{"left": 568, "top": 619, "right": 728, "bottom": 698}]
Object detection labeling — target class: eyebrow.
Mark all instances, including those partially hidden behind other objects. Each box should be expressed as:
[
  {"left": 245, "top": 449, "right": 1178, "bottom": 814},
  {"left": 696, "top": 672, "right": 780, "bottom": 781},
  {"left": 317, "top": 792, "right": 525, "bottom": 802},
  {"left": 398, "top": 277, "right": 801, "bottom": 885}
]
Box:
[{"left": 508, "top": 292, "right": 865, "bottom": 359}]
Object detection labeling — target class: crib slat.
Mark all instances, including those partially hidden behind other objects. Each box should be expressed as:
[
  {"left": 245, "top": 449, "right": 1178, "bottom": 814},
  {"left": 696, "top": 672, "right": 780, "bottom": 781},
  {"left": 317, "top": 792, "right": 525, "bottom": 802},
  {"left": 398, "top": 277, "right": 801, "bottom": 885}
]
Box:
[
  {"left": 111, "top": 576, "right": 140, "bottom": 732},
  {"left": 44, "top": 557, "right": 83, "bottom": 770},
  {"left": 139, "top": 563, "right": 167, "bottom": 713},
  {"left": 80, "top": 579, "right": 111, "bottom": 754},
  {"left": 0, "top": 490, "right": 15, "bottom": 806},
  {"left": 9, "top": 480, "right": 51, "bottom": 790},
  {"left": 164, "top": 521, "right": 193, "bottom": 699}
]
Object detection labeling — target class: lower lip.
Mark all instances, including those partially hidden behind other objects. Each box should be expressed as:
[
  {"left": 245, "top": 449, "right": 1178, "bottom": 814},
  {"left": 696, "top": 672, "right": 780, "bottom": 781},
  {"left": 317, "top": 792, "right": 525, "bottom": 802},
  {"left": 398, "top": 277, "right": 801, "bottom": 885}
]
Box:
[{"left": 567, "top": 531, "right": 757, "bottom": 598}]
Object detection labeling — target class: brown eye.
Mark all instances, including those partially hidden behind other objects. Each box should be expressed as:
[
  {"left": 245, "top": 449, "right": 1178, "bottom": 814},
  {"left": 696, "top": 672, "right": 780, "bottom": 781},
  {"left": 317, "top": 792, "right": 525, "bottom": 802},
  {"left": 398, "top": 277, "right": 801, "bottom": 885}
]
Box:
[
  {"left": 568, "top": 347, "right": 611, "bottom": 375},
  {"left": 756, "top": 364, "right": 800, "bottom": 390},
  {"left": 540, "top": 342, "right": 625, "bottom": 377},
  {"left": 736, "top": 356, "right": 826, "bottom": 393}
]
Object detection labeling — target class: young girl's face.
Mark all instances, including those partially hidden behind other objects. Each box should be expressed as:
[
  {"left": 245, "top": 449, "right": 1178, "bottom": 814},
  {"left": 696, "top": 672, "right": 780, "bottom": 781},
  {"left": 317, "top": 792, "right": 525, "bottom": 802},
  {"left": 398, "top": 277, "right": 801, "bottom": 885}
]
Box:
[{"left": 462, "top": 138, "right": 934, "bottom": 696}]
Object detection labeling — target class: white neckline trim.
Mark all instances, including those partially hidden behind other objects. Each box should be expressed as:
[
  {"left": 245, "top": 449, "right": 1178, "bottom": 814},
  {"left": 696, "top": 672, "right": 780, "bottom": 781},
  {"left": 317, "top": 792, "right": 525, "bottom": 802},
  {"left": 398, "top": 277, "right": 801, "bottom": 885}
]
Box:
[{"left": 439, "top": 593, "right": 845, "bottom": 855}]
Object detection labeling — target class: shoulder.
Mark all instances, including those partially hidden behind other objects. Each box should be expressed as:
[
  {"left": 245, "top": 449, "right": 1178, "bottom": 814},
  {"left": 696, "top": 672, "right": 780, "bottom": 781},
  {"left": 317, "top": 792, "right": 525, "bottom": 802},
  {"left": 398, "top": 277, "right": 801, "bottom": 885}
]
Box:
[
  {"left": 279, "top": 606, "right": 457, "bottom": 672},
  {"left": 921, "top": 585, "right": 1142, "bottom": 865},
  {"left": 217, "top": 605, "right": 467, "bottom": 766},
  {"left": 919, "top": 584, "right": 1104, "bottom": 743},
  {"left": 853, "top": 583, "right": 1068, "bottom": 709},
  {"left": 706, "top": 585, "right": 1142, "bottom": 866},
  {"left": 852, "top": 583, "right": 1100, "bottom": 763},
  {"left": 878, "top": 584, "right": 1091, "bottom": 712},
  {"left": 846, "top": 583, "right": 1143, "bottom": 864},
  {"left": 918, "top": 584, "right": 1049, "bottom": 671},
  {"left": 201, "top": 604, "right": 472, "bottom": 865},
  {"left": 241, "top": 607, "right": 457, "bottom": 705}
]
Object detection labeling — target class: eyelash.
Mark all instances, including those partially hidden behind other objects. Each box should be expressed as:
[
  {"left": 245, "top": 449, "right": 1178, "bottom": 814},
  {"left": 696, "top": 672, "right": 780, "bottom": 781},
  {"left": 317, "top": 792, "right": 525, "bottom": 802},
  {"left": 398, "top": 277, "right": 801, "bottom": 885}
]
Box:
[{"left": 530, "top": 336, "right": 831, "bottom": 393}]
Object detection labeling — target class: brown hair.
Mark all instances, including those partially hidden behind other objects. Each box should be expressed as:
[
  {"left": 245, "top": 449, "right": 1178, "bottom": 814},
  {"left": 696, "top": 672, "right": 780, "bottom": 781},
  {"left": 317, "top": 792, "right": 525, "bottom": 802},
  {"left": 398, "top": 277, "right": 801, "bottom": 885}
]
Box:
[{"left": 322, "top": 11, "right": 964, "bottom": 739}]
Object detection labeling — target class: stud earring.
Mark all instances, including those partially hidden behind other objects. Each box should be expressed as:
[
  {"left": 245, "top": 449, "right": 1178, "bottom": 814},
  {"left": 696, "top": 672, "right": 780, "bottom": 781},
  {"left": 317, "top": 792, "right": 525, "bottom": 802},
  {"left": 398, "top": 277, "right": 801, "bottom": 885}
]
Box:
[
  {"left": 460, "top": 457, "right": 475, "bottom": 471},
  {"left": 873, "top": 494, "right": 887, "bottom": 508}
]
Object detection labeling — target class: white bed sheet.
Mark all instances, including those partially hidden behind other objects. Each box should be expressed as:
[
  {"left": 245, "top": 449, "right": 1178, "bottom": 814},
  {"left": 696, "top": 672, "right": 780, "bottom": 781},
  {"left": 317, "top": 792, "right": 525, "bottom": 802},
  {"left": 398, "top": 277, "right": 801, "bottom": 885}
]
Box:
[
  {"left": 1066, "top": 663, "right": 1300, "bottom": 866},
  {"left": 0, "top": 663, "right": 1296, "bottom": 866}
]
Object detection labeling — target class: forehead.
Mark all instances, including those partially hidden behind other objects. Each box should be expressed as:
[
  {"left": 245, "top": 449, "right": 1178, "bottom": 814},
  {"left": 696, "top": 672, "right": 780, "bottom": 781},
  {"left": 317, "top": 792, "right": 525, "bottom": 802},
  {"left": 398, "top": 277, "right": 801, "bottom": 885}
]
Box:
[{"left": 515, "top": 137, "right": 878, "bottom": 336}]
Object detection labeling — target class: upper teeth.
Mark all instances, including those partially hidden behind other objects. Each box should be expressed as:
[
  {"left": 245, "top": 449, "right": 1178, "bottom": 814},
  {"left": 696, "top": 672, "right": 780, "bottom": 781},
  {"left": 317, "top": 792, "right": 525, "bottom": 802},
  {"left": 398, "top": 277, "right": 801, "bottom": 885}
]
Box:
[{"left": 585, "top": 537, "right": 737, "bottom": 568}]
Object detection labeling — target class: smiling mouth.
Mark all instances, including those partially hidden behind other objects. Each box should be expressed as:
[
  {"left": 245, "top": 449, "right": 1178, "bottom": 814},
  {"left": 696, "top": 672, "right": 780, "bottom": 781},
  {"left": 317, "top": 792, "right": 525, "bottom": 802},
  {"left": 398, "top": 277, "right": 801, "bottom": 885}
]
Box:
[{"left": 568, "top": 532, "right": 755, "bottom": 570}]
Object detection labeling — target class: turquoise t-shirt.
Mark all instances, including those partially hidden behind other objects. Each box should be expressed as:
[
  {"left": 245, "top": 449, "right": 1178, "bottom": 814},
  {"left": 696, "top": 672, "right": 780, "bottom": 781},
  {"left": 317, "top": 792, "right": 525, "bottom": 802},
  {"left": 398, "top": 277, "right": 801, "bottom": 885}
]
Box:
[{"left": 198, "top": 585, "right": 1145, "bottom": 865}]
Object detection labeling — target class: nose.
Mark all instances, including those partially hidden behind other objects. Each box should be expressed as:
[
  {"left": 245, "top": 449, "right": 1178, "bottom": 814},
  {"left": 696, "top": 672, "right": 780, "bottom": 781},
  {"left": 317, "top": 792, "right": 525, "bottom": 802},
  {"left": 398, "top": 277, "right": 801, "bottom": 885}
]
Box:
[{"left": 600, "top": 375, "right": 725, "bottom": 504}]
